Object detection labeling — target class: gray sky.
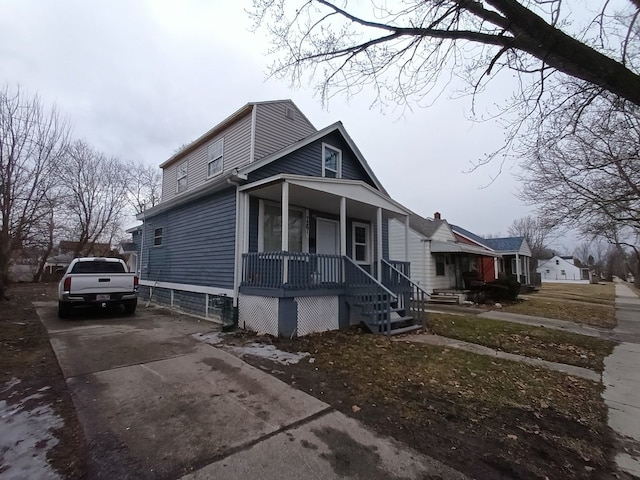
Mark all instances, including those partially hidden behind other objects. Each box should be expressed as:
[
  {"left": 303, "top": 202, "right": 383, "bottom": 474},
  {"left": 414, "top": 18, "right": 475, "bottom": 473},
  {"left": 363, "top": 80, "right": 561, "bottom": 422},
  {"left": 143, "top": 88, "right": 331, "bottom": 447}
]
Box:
[{"left": 1, "top": 0, "right": 564, "bottom": 245}]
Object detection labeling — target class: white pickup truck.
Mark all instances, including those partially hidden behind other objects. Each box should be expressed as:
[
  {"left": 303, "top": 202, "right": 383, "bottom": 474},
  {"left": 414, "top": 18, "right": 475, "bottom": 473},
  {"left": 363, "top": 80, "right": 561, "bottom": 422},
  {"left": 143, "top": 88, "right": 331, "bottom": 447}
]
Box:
[{"left": 58, "top": 257, "right": 138, "bottom": 318}]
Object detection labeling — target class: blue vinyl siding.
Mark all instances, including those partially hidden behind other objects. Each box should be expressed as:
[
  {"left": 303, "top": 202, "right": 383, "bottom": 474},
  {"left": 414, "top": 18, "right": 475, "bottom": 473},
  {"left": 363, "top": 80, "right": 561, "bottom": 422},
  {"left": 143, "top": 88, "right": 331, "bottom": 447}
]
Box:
[
  {"left": 141, "top": 188, "right": 236, "bottom": 288},
  {"left": 248, "top": 131, "right": 377, "bottom": 188}
]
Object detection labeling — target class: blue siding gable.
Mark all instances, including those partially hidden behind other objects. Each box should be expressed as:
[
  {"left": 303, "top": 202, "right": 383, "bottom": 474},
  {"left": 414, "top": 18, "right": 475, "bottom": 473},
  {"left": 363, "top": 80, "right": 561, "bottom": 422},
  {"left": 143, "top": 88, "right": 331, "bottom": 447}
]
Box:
[
  {"left": 141, "top": 188, "right": 236, "bottom": 289},
  {"left": 247, "top": 130, "right": 377, "bottom": 189}
]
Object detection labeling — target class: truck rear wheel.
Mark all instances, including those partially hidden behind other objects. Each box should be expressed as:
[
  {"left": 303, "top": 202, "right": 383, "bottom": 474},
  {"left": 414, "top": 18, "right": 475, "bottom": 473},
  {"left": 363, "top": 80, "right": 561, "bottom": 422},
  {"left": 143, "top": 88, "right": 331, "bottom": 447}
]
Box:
[
  {"left": 58, "top": 302, "right": 72, "bottom": 319},
  {"left": 124, "top": 299, "right": 137, "bottom": 315}
]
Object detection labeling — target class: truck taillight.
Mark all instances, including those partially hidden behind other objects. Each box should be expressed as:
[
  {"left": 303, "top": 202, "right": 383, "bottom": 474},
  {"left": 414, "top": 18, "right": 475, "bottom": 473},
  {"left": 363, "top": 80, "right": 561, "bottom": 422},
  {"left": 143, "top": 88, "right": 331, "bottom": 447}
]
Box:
[
  {"left": 134, "top": 276, "right": 139, "bottom": 287},
  {"left": 63, "top": 277, "right": 71, "bottom": 291}
]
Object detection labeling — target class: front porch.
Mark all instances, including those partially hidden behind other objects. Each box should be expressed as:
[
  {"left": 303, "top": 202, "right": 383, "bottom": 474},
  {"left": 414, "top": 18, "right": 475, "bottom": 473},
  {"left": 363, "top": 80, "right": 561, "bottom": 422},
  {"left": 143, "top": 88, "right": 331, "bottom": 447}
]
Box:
[{"left": 238, "top": 251, "right": 428, "bottom": 336}]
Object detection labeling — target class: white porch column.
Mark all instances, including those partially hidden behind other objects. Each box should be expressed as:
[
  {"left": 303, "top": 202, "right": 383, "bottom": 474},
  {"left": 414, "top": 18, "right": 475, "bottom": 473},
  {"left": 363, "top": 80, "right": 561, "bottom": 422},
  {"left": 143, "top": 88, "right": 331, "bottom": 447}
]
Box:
[
  {"left": 281, "top": 181, "right": 289, "bottom": 251},
  {"left": 377, "top": 207, "right": 383, "bottom": 282},
  {"left": 493, "top": 257, "right": 499, "bottom": 279},
  {"left": 404, "top": 215, "right": 410, "bottom": 263},
  {"left": 515, "top": 253, "right": 521, "bottom": 282},
  {"left": 340, "top": 197, "right": 347, "bottom": 256},
  {"left": 281, "top": 181, "right": 289, "bottom": 283}
]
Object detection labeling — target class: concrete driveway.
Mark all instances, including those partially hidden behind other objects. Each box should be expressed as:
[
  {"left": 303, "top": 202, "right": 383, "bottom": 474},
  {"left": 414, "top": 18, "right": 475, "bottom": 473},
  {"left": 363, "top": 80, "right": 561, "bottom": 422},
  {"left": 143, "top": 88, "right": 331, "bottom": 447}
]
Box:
[{"left": 36, "top": 303, "right": 467, "bottom": 480}]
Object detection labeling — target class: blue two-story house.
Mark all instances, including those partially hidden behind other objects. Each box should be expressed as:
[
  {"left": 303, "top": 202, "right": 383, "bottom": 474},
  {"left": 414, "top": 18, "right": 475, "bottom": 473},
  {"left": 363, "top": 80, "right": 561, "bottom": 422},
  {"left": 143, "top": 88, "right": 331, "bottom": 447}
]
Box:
[{"left": 134, "top": 100, "right": 428, "bottom": 336}]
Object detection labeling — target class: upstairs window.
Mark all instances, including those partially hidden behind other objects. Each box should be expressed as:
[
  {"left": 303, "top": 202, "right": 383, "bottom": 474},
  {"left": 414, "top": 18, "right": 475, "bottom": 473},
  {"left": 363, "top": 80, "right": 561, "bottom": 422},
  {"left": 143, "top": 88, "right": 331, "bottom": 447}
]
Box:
[
  {"left": 154, "top": 228, "right": 163, "bottom": 246},
  {"left": 177, "top": 162, "right": 188, "bottom": 193},
  {"left": 322, "top": 144, "right": 342, "bottom": 178},
  {"left": 208, "top": 139, "right": 224, "bottom": 178}
]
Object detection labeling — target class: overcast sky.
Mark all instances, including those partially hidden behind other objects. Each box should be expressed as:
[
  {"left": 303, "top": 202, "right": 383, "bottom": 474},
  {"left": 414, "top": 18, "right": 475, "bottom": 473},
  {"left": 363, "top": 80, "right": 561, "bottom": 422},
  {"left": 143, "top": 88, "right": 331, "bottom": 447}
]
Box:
[{"left": 1, "top": 0, "right": 573, "bottom": 248}]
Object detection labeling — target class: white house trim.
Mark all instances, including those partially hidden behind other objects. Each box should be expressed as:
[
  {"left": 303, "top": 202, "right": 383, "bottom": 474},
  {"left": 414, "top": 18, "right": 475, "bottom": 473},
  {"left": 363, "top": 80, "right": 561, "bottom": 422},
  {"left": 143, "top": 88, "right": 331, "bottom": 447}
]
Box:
[{"left": 139, "top": 280, "right": 234, "bottom": 297}]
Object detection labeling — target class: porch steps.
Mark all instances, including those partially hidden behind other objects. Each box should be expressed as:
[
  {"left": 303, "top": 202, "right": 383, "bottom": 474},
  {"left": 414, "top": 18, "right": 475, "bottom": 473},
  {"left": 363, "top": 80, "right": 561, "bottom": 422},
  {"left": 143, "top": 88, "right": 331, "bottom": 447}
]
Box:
[
  {"left": 356, "top": 302, "right": 422, "bottom": 335},
  {"left": 428, "top": 293, "right": 461, "bottom": 305}
]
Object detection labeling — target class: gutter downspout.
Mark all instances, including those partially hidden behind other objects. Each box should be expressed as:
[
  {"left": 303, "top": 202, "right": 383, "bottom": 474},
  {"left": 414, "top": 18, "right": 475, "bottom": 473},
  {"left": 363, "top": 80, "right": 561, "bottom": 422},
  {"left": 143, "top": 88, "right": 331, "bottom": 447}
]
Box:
[{"left": 228, "top": 171, "right": 248, "bottom": 307}]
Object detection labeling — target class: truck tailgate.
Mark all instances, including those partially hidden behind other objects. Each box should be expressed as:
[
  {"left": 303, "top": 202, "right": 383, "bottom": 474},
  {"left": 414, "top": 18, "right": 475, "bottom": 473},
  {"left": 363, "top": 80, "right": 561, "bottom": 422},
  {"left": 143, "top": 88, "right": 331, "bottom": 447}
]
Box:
[{"left": 69, "top": 274, "right": 136, "bottom": 295}]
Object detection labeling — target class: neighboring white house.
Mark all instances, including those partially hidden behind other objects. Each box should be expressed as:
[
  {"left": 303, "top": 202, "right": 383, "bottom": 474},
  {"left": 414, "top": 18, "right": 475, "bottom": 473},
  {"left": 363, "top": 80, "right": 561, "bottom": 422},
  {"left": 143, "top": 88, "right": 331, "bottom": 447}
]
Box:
[
  {"left": 537, "top": 255, "right": 590, "bottom": 283},
  {"left": 388, "top": 213, "right": 500, "bottom": 296}
]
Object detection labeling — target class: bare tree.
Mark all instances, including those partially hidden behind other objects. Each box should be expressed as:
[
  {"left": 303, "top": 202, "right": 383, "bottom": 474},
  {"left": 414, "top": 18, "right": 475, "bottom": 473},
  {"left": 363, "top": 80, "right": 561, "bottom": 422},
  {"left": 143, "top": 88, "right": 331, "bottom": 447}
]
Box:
[
  {"left": 508, "top": 216, "right": 555, "bottom": 262},
  {"left": 60, "top": 140, "right": 130, "bottom": 257},
  {"left": 250, "top": 1, "right": 640, "bottom": 109},
  {"left": 126, "top": 161, "right": 162, "bottom": 215},
  {"left": 0, "top": 85, "right": 70, "bottom": 298}
]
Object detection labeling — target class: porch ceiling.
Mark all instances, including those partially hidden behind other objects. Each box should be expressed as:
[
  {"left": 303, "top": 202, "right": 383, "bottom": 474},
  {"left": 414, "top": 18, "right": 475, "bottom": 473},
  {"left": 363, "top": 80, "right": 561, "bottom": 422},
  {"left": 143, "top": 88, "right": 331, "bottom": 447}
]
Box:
[
  {"left": 430, "top": 240, "right": 501, "bottom": 257},
  {"left": 241, "top": 175, "right": 409, "bottom": 220}
]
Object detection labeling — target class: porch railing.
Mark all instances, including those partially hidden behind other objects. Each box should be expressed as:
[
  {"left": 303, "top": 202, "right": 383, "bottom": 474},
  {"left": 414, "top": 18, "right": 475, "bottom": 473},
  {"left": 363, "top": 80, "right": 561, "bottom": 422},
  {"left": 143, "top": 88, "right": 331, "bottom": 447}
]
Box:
[
  {"left": 387, "top": 260, "right": 410, "bottom": 278},
  {"left": 241, "top": 252, "right": 343, "bottom": 290},
  {"left": 381, "top": 258, "right": 430, "bottom": 325},
  {"left": 344, "top": 256, "right": 397, "bottom": 335}
]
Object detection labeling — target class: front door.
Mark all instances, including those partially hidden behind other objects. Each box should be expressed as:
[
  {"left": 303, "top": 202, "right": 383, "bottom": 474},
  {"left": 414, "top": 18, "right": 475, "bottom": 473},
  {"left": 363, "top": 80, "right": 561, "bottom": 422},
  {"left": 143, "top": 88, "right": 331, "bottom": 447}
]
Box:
[
  {"left": 316, "top": 218, "right": 339, "bottom": 254},
  {"left": 316, "top": 218, "right": 340, "bottom": 283}
]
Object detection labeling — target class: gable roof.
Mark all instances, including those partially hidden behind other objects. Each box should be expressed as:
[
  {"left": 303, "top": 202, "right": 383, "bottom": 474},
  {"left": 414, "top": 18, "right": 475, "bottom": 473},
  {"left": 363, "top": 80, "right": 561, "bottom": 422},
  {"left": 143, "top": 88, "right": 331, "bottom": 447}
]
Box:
[
  {"left": 450, "top": 224, "right": 492, "bottom": 249},
  {"left": 483, "top": 237, "right": 525, "bottom": 252},
  {"left": 159, "top": 100, "right": 317, "bottom": 170},
  {"left": 408, "top": 214, "right": 447, "bottom": 239},
  {"left": 238, "top": 121, "right": 387, "bottom": 195}
]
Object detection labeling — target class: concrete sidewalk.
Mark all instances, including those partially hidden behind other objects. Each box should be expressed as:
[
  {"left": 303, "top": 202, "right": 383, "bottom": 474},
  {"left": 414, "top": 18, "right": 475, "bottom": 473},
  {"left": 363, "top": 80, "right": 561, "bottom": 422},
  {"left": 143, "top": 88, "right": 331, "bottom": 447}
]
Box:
[
  {"left": 398, "top": 333, "right": 600, "bottom": 381},
  {"left": 602, "top": 282, "right": 640, "bottom": 478},
  {"left": 478, "top": 310, "right": 640, "bottom": 342},
  {"left": 36, "top": 303, "right": 468, "bottom": 480}
]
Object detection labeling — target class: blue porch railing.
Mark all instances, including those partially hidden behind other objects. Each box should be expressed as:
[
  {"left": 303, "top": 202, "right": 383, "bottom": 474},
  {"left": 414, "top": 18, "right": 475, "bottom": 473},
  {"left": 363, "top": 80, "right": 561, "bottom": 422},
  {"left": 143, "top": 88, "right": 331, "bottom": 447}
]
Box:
[
  {"left": 381, "top": 258, "right": 430, "bottom": 325},
  {"left": 344, "top": 257, "right": 397, "bottom": 335},
  {"left": 241, "top": 252, "right": 343, "bottom": 290}
]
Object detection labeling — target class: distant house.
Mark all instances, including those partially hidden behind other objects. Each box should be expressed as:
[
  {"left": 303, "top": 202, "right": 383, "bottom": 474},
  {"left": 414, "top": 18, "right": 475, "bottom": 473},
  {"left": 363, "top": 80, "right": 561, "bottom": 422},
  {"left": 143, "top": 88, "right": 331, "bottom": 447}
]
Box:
[
  {"left": 451, "top": 226, "right": 533, "bottom": 285},
  {"left": 118, "top": 240, "right": 140, "bottom": 275},
  {"left": 43, "top": 241, "right": 113, "bottom": 276},
  {"left": 537, "top": 255, "right": 590, "bottom": 283},
  {"left": 389, "top": 212, "right": 500, "bottom": 301}
]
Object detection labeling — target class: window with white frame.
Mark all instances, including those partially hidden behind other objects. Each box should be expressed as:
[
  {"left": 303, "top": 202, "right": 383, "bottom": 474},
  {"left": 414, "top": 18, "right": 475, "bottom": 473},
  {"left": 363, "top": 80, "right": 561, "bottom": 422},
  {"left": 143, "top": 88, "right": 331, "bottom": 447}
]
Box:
[
  {"left": 176, "top": 162, "right": 188, "bottom": 193},
  {"left": 352, "top": 222, "right": 370, "bottom": 264},
  {"left": 322, "top": 144, "right": 342, "bottom": 178},
  {"left": 207, "top": 139, "right": 224, "bottom": 178},
  {"left": 260, "top": 202, "right": 306, "bottom": 252}
]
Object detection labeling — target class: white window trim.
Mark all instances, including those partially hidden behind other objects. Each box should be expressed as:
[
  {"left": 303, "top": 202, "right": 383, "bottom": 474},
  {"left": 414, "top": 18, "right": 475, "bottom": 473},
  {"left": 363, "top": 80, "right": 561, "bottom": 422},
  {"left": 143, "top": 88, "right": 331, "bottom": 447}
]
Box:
[
  {"left": 322, "top": 143, "right": 342, "bottom": 179},
  {"left": 258, "top": 199, "right": 309, "bottom": 252},
  {"left": 176, "top": 162, "right": 188, "bottom": 194},
  {"left": 352, "top": 221, "right": 370, "bottom": 264},
  {"left": 207, "top": 138, "right": 224, "bottom": 179}
]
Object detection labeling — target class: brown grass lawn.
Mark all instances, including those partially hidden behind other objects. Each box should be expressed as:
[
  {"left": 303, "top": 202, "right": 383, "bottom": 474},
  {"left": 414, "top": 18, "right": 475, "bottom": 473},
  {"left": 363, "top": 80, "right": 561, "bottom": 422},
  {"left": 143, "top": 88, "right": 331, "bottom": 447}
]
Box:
[
  {"left": 504, "top": 282, "right": 616, "bottom": 328},
  {"left": 243, "top": 330, "right": 619, "bottom": 480},
  {"left": 427, "top": 313, "right": 615, "bottom": 371}
]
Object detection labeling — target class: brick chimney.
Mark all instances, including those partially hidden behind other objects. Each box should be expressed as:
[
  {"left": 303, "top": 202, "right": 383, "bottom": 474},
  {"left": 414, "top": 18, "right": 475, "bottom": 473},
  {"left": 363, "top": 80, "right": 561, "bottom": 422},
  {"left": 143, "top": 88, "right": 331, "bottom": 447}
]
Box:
[{"left": 434, "top": 212, "right": 441, "bottom": 220}]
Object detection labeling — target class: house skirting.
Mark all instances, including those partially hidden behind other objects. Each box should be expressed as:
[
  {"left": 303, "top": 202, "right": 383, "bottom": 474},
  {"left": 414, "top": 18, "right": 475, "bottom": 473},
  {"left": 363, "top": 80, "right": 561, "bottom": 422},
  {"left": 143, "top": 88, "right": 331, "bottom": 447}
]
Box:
[
  {"left": 138, "top": 285, "right": 235, "bottom": 323},
  {"left": 238, "top": 293, "right": 350, "bottom": 337}
]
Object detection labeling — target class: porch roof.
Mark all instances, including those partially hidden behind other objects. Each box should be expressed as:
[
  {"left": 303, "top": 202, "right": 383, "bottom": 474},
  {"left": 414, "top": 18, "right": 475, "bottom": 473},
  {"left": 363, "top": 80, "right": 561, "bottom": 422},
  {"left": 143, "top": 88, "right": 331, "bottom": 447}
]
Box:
[
  {"left": 430, "top": 240, "right": 501, "bottom": 257},
  {"left": 239, "top": 174, "right": 411, "bottom": 218}
]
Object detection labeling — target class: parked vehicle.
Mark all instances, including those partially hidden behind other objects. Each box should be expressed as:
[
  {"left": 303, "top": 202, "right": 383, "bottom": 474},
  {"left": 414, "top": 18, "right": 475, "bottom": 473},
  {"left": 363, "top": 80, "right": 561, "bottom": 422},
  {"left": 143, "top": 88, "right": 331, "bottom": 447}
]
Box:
[{"left": 58, "top": 257, "right": 138, "bottom": 318}]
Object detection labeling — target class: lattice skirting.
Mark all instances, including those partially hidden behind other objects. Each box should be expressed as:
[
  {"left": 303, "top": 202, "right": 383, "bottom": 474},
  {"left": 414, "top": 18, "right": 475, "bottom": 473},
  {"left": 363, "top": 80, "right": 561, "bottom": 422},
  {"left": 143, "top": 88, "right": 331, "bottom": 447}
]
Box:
[
  {"left": 238, "top": 294, "right": 279, "bottom": 336},
  {"left": 296, "top": 296, "right": 339, "bottom": 336}
]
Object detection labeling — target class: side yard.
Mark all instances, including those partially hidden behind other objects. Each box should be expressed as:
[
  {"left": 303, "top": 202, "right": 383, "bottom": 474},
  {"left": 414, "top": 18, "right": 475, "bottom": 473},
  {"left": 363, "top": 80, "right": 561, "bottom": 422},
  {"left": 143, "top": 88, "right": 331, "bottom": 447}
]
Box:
[
  {"left": 503, "top": 282, "right": 616, "bottom": 328},
  {"left": 0, "top": 284, "right": 87, "bottom": 479}
]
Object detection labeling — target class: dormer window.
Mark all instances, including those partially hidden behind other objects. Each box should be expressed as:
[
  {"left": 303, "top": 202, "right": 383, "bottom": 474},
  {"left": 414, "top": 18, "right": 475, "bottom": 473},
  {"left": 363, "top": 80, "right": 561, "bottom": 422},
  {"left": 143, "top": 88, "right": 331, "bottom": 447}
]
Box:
[
  {"left": 208, "top": 139, "right": 224, "bottom": 178},
  {"left": 177, "top": 162, "right": 188, "bottom": 193},
  {"left": 322, "top": 144, "right": 342, "bottom": 178}
]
